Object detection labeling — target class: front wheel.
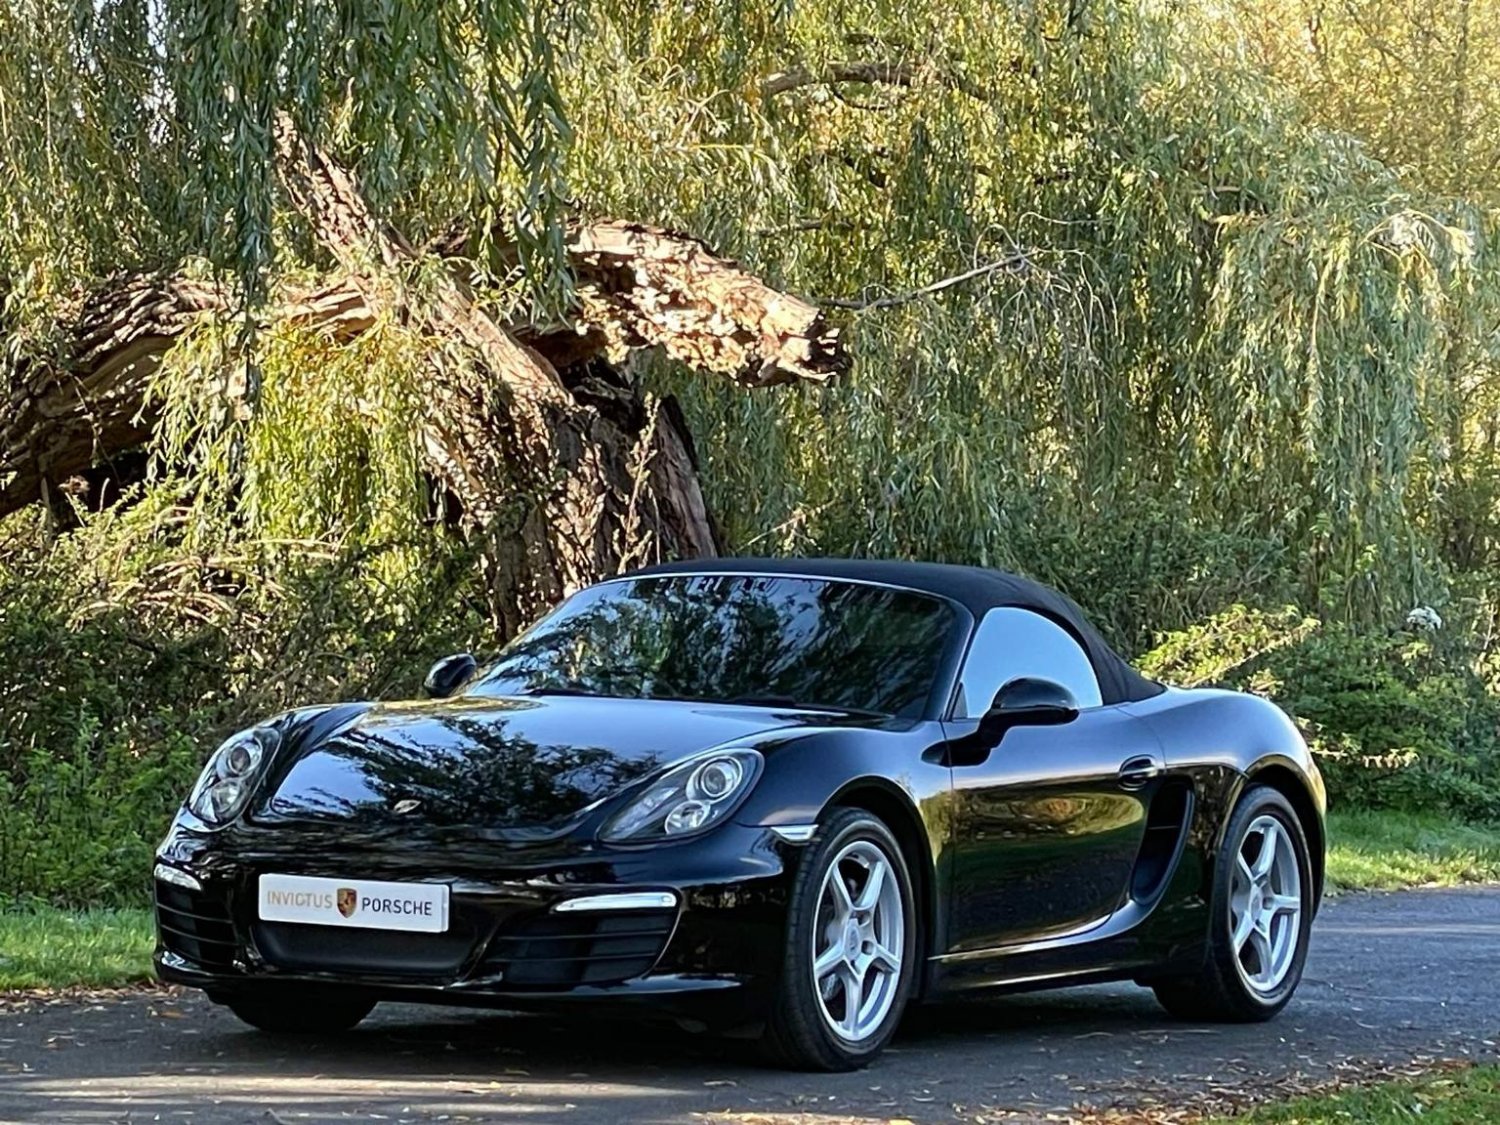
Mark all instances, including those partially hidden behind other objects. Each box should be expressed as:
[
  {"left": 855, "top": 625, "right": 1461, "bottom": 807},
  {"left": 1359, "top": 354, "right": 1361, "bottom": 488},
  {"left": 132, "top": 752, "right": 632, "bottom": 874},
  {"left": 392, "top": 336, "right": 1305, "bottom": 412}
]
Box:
[
  {"left": 760, "top": 807, "right": 917, "bottom": 1071},
  {"left": 1153, "top": 784, "right": 1313, "bottom": 1022},
  {"left": 222, "top": 988, "right": 376, "bottom": 1034}
]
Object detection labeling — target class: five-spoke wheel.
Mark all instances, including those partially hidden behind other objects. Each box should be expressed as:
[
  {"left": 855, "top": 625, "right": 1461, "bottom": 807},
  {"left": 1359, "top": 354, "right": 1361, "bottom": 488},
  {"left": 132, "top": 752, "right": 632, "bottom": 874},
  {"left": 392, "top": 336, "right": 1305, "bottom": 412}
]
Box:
[
  {"left": 1229, "top": 815, "right": 1303, "bottom": 995},
  {"left": 812, "top": 839, "right": 905, "bottom": 1043},
  {"left": 762, "top": 808, "right": 916, "bottom": 1070},
  {"left": 1152, "top": 784, "right": 1314, "bottom": 1021}
]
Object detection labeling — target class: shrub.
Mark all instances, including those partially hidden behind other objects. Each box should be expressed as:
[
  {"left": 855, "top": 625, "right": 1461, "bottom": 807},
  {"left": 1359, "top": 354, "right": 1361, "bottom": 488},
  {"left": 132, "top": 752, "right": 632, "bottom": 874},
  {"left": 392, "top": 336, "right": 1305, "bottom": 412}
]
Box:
[{"left": 0, "top": 497, "right": 487, "bottom": 907}]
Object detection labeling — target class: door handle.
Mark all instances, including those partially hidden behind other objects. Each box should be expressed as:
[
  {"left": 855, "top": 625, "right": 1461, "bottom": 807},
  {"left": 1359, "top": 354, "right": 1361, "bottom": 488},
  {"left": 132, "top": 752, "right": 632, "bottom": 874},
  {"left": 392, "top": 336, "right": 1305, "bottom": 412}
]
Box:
[{"left": 1118, "top": 756, "right": 1162, "bottom": 789}]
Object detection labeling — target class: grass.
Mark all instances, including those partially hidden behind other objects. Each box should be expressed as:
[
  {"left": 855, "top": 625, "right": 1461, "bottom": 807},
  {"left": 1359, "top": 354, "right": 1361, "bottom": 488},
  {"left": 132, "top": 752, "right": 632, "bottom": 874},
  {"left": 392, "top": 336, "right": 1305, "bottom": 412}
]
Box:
[
  {"left": 0, "top": 908, "right": 155, "bottom": 990},
  {"left": 0, "top": 811, "right": 1494, "bottom": 992},
  {"left": 1326, "top": 809, "right": 1500, "bottom": 891},
  {"left": 1214, "top": 1065, "right": 1500, "bottom": 1123}
]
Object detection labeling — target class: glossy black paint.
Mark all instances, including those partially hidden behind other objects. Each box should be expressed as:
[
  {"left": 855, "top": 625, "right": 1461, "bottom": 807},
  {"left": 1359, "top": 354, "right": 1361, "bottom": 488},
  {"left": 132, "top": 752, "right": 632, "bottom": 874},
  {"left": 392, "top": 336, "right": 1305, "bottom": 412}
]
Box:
[
  {"left": 986, "top": 676, "right": 1081, "bottom": 729},
  {"left": 154, "top": 564, "right": 1327, "bottom": 1032},
  {"left": 944, "top": 701, "right": 1165, "bottom": 951},
  {"left": 423, "top": 653, "right": 477, "bottom": 699}
]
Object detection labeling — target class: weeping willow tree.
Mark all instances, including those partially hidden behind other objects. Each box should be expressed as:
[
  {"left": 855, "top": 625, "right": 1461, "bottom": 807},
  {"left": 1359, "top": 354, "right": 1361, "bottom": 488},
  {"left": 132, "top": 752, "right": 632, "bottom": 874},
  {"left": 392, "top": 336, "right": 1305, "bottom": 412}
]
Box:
[
  {"left": 0, "top": 0, "right": 574, "bottom": 315},
  {"left": 0, "top": 0, "right": 844, "bottom": 644},
  {"left": 556, "top": 0, "right": 1500, "bottom": 642},
  {"left": 2, "top": 0, "right": 1498, "bottom": 668}
]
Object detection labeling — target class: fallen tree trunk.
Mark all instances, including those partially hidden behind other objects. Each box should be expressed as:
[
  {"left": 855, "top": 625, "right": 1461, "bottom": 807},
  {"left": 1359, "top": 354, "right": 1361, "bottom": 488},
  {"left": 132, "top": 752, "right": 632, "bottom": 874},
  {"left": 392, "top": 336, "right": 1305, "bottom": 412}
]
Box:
[{"left": 0, "top": 138, "right": 845, "bottom": 633}]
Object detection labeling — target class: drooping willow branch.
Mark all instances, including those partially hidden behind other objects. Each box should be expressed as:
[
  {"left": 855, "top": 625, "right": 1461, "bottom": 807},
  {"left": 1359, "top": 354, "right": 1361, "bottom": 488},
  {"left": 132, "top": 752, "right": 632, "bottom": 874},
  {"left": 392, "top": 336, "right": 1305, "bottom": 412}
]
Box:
[
  {"left": 0, "top": 133, "right": 847, "bottom": 635},
  {"left": 0, "top": 227, "right": 845, "bottom": 524},
  {"left": 820, "top": 251, "right": 1035, "bottom": 311}
]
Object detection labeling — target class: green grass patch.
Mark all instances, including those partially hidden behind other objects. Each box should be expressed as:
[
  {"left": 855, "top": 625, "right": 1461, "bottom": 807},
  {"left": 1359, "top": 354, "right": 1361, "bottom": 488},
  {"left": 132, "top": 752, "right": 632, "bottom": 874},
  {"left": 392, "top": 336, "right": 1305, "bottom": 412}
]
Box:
[
  {"left": 1327, "top": 809, "right": 1500, "bottom": 891},
  {"left": 0, "top": 908, "right": 155, "bottom": 990},
  {"left": 1217, "top": 1065, "right": 1500, "bottom": 1123}
]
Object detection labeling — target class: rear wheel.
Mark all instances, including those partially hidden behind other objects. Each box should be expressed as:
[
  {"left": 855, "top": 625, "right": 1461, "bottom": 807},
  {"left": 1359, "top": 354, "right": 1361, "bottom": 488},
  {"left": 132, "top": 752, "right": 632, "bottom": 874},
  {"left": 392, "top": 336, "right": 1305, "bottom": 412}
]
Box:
[
  {"left": 1153, "top": 784, "right": 1312, "bottom": 1021},
  {"left": 760, "top": 808, "right": 917, "bottom": 1070},
  {"left": 223, "top": 989, "right": 375, "bottom": 1034}
]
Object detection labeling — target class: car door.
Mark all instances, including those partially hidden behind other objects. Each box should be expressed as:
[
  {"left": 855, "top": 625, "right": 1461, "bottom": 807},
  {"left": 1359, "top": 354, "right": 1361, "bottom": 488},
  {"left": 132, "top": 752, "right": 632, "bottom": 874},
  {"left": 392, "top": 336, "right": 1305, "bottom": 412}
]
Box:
[{"left": 940, "top": 608, "right": 1165, "bottom": 953}]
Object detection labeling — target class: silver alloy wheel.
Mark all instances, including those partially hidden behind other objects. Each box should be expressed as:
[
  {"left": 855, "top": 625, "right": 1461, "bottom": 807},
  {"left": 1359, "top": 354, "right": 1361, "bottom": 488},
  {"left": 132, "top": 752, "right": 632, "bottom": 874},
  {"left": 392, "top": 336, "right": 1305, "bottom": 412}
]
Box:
[
  {"left": 811, "top": 839, "right": 904, "bottom": 1042},
  {"left": 1230, "top": 814, "right": 1303, "bottom": 994}
]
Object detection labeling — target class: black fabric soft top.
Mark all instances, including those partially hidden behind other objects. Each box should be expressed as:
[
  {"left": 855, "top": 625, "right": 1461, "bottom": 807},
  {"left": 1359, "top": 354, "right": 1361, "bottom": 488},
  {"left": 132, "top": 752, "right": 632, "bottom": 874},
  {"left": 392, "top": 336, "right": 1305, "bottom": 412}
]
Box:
[{"left": 627, "top": 556, "right": 1163, "bottom": 706}]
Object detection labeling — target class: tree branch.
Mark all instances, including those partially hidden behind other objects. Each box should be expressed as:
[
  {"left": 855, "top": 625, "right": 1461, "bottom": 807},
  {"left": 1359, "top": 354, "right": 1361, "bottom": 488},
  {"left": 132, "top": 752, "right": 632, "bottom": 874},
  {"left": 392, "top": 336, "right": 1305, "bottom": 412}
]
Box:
[
  {"left": 763, "top": 60, "right": 991, "bottom": 103},
  {"left": 820, "top": 251, "right": 1033, "bottom": 312},
  {"left": 2, "top": 199, "right": 845, "bottom": 534}
]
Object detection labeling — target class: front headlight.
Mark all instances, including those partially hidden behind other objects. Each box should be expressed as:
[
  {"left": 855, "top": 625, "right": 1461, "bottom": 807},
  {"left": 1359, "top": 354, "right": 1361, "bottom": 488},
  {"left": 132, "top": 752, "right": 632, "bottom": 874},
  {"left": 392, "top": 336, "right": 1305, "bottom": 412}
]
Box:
[
  {"left": 600, "top": 748, "right": 762, "bottom": 843},
  {"left": 187, "top": 726, "right": 280, "bottom": 826}
]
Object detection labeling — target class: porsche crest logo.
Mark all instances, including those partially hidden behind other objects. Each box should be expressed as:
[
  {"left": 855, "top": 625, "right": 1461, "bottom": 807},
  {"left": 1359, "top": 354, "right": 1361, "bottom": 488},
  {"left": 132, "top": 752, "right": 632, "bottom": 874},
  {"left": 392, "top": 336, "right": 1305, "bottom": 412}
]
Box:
[{"left": 336, "top": 887, "right": 358, "bottom": 918}]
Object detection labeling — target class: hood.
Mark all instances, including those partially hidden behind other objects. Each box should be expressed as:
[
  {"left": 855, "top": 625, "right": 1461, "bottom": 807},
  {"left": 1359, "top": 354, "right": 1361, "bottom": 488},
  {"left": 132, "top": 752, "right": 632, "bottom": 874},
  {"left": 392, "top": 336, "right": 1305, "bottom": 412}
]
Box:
[{"left": 253, "top": 694, "right": 855, "bottom": 834}]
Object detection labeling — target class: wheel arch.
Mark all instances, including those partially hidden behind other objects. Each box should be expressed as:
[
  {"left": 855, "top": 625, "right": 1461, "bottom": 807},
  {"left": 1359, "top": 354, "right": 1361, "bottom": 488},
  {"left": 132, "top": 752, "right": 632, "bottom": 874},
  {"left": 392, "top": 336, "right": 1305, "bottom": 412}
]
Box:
[
  {"left": 824, "top": 778, "right": 939, "bottom": 998},
  {"left": 1243, "top": 761, "right": 1326, "bottom": 907}
]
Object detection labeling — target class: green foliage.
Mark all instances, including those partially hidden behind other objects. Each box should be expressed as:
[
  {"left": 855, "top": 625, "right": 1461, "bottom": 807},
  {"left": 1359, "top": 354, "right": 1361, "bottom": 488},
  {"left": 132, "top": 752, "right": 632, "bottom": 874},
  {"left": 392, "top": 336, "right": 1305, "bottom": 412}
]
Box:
[
  {"left": 5, "top": 0, "right": 1500, "bottom": 907},
  {"left": 0, "top": 908, "right": 154, "bottom": 989},
  {"left": 0, "top": 496, "right": 490, "bottom": 907},
  {"left": 601, "top": 0, "right": 1498, "bottom": 623},
  {"left": 151, "top": 302, "right": 440, "bottom": 560},
  {"left": 1140, "top": 607, "right": 1500, "bottom": 820},
  {"left": 1326, "top": 809, "right": 1500, "bottom": 892},
  {"left": 6, "top": 0, "right": 1499, "bottom": 622},
  {"left": 1218, "top": 1064, "right": 1500, "bottom": 1125},
  {"left": 0, "top": 0, "right": 575, "bottom": 332},
  {"left": 1227, "top": 0, "right": 1500, "bottom": 199},
  {"left": 0, "top": 513, "right": 212, "bottom": 905}
]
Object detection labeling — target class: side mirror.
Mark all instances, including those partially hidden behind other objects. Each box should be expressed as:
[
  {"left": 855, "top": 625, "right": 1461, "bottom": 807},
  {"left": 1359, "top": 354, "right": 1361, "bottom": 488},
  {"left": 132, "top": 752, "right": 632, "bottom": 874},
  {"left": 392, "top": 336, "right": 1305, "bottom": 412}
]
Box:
[
  {"left": 980, "top": 677, "right": 1080, "bottom": 737},
  {"left": 424, "top": 653, "right": 477, "bottom": 699}
]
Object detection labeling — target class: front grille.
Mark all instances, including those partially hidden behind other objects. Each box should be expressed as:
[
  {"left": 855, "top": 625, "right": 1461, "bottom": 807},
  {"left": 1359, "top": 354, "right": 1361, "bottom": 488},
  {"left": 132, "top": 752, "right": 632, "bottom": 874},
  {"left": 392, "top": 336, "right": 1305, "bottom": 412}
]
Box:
[
  {"left": 476, "top": 908, "right": 676, "bottom": 988},
  {"left": 155, "top": 882, "right": 236, "bottom": 970}
]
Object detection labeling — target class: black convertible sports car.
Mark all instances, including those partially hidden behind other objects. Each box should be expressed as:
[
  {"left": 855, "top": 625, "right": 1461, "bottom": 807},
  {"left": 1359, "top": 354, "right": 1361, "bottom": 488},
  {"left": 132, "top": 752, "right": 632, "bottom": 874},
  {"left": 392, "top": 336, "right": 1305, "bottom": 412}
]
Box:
[{"left": 154, "top": 558, "right": 1325, "bottom": 1070}]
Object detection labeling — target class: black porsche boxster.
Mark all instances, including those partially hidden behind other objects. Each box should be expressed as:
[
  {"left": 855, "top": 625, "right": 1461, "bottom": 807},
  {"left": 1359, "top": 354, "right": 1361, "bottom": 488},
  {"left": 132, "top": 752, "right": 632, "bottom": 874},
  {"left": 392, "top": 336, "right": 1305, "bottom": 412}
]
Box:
[{"left": 154, "top": 559, "right": 1325, "bottom": 1070}]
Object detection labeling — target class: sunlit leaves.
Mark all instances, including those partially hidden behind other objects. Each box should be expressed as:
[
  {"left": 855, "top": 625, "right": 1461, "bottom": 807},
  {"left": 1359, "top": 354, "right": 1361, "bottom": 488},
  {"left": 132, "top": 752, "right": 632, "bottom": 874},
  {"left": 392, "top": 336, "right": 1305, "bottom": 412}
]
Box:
[
  {"left": 571, "top": 0, "right": 1499, "bottom": 628},
  {"left": 0, "top": 0, "right": 576, "bottom": 328}
]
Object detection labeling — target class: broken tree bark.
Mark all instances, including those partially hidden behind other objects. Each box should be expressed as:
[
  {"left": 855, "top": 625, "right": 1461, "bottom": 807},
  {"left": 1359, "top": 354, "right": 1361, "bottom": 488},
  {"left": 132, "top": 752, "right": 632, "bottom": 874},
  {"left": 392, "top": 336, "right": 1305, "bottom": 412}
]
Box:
[
  {"left": 0, "top": 131, "right": 845, "bottom": 635},
  {"left": 0, "top": 277, "right": 221, "bottom": 520}
]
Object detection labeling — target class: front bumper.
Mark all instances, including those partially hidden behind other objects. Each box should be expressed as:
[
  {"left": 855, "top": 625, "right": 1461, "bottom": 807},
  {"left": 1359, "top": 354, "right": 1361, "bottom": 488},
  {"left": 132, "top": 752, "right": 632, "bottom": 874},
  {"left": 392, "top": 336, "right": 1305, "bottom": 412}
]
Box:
[{"left": 152, "top": 819, "right": 800, "bottom": 1023}]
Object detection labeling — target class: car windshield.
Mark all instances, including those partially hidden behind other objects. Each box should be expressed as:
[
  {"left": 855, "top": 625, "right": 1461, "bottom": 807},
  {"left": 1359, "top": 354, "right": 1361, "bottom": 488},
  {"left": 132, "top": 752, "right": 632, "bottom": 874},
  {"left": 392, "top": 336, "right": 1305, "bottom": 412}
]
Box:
[{"left": 469, "top": 573, "right": 960, "bottom": 718}]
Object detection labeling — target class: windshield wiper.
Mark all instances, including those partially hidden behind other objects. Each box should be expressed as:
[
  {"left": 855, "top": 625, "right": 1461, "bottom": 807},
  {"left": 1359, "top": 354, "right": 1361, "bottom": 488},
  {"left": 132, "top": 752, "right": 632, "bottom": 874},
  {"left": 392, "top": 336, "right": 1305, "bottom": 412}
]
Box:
[
  {"left": 515, "top": 684, "right": 606, "bottom": 698},
  {"left": 726, "top": 694, "right": 888, "bottom": 718}
]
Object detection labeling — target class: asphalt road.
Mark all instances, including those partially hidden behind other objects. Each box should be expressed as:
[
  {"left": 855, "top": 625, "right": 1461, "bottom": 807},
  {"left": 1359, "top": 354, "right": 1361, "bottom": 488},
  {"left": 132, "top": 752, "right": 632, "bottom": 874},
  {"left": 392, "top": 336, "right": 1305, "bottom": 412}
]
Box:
[{"left": 2, "top": 887, "right": 1497, "bottom": 1125}]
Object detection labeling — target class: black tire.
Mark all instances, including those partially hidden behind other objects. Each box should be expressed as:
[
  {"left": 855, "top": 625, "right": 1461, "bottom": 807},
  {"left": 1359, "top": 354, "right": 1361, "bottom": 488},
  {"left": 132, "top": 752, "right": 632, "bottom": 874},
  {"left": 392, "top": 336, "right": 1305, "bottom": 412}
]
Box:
[
  {"left": 760, "top": 807, "right": 918, "bottom": 1071},
  {"left": 1153, "top": 784, "right": 1313, "bottom": 1022},
  {"left": 223, "top": 988, "right": 376, "bottom": 1034}
]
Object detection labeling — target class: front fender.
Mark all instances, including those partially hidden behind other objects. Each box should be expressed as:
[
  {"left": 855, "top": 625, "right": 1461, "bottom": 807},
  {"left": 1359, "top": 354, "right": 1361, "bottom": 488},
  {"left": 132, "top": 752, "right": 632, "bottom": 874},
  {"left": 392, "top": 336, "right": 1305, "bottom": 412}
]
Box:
[
  {"left": 731, "top": 722, "right": 952, "bottom": 831},
  {"left": 730, "top": 723, "right": 956, "bottom": 973}
]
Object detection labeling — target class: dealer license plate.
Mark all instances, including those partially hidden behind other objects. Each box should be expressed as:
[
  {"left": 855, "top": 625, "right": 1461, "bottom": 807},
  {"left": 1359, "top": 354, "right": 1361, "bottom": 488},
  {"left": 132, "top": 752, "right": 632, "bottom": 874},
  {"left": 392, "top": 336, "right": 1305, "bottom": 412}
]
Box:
[{"left": 257, "top": 873, "right": 449, "bottom": 933}]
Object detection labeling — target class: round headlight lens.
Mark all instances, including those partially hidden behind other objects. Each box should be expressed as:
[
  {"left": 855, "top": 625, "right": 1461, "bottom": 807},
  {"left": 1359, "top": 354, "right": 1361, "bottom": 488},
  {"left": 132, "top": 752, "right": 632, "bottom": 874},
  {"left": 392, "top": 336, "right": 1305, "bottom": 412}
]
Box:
[
  {"left": 208, "top": 778, "right": 243, "bottom": 821},
  {"left": 223, "top": 740, "right": 258, "bottom": 777},
  {"left": 664, "top": 800, "right": 711, "bottom": 834},
  {"left": 692, "top": 757, "right": 743, "bottom": 801}
]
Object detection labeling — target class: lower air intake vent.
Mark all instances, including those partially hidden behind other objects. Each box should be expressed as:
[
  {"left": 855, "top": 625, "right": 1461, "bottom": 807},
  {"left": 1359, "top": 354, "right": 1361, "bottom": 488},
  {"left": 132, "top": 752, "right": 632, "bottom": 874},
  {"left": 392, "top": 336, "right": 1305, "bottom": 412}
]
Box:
[
  {"left": 155, "top": 882, "right": 236, "bottom": 970},
  {"left": 252, "top": 921, "right": 476, "bottom": 978},
  {"left": 477, "top": 908, "right": 676, "bottom": 988}
]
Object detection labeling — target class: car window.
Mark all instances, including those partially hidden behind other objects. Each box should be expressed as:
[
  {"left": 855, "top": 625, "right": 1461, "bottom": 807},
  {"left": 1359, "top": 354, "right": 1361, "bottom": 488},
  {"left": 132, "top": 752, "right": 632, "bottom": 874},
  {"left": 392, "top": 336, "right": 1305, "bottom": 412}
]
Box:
[
  {"left": 953, "top": 607, "right": 1103, "bottom": 718},
  {"left": 469, "top": 574, "right": 962, "bottom": 718}
]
